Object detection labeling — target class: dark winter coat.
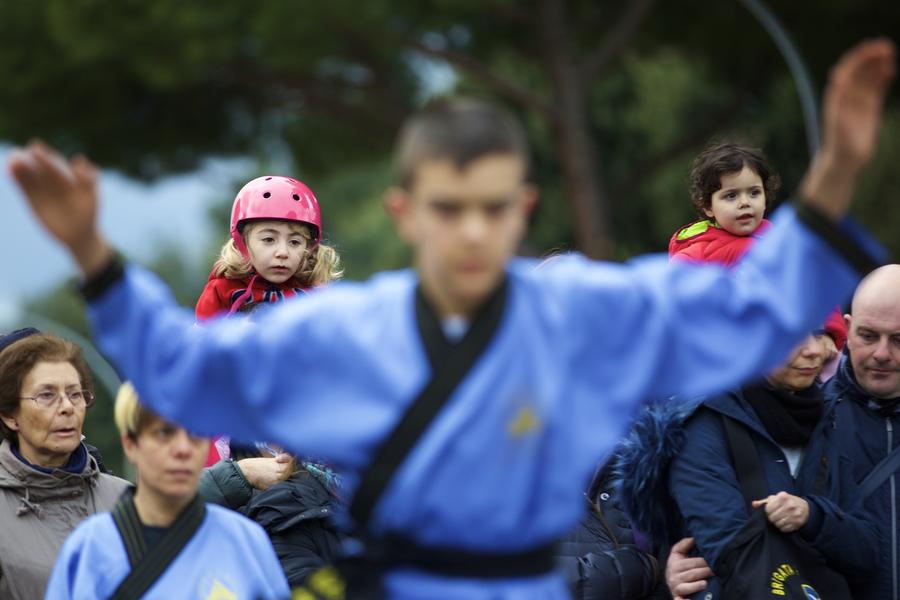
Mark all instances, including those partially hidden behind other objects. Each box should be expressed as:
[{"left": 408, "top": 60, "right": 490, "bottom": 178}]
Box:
[
  {"left": 556, "top": 463, "right": 666, "bottom": 599},
  {"left": 825, "top": 356, "right": 900, "bottom": 600},
  {"left": 198, "top": 460, "right": 342, "bottom": 586},
  {"left": 618, "top": 389, "right": 879, "bottom": 599}
]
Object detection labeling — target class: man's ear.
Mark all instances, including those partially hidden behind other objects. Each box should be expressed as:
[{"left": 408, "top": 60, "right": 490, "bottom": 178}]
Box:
[
  {"left": 0, "top": 413, "right": 18, "bottom": 432},
  {"left": 384, "top": 187, "right": 415, "bottom": 244},
  {"left": 844, "top": 313, "right": 852, "bottom": 330}
]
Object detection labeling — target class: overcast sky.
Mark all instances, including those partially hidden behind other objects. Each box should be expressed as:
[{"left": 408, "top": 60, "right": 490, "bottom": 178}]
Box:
[{"left": 0, "top": 145, "right": 251, "bottom": 326}]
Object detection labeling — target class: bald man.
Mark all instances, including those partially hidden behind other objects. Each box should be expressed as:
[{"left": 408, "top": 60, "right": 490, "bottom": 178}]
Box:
[
  {"left": 667, "top": 267, "right": 900, "bottom": 600},
  {"left": 824, "top": 264, "right": 900, "bottom": 600}
]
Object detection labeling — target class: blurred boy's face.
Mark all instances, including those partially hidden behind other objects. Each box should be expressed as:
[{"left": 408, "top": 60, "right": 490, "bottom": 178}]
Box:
[
  {"left": 704, "top": 165, "right": 765, "bottom": 236},
  {"left": 122, "top": 417, "right": 209, "bottom": 504},
  {"left": 387, "top": 154, "right": 535, "bottom": 317}
]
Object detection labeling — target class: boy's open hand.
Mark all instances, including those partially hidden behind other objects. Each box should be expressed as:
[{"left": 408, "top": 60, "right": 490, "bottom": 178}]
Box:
[
  {"left": 802, "top": 38, "right": 896, "bottom": 220},
  {"left": 8, "top": 140, "right": 112, "bottom": 277}
]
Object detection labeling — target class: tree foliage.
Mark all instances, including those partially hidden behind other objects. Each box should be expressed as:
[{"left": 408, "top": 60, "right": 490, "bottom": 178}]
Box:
[{"left": 5, "top": 0, "right": 899, "bottom": 473}]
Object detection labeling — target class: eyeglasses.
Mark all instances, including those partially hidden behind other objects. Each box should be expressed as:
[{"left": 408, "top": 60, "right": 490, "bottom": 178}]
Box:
[{"left": 20, "top": 389, "right": 95, "bottom": 409}]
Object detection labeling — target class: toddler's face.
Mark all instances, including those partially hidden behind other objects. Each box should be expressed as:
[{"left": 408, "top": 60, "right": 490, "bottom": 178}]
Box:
[
  {"left": 704, "top": 165, "right": 766, "bottom": 236},
  {"left": 245, "top": 220, "right": 309, "bottom": 284}
]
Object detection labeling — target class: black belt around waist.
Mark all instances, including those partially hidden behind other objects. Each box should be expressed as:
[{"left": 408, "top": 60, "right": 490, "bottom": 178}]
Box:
[{"left": 366, "top": 536, "right": 559, "bottom": 579}]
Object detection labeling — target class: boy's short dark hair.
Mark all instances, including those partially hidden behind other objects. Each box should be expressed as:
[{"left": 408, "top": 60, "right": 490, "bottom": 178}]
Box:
[
  {"left": 394, "top": 97, "right": 529, "bottom": 190},
  {"left": 689, "top": 142, "right": 781, "bottom": 217}
]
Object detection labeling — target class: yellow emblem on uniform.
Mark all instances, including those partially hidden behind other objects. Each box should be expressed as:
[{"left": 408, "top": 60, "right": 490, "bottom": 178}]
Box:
[
  {"left": 204, "top": 580, "right": 237, "bottom": 600},
  {"left": 508, "top": 405, "right": 541, "bottom": 436}
]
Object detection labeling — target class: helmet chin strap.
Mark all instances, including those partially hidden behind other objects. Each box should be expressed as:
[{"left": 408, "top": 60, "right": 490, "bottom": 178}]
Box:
[{"left": 228, "top": 273, "right": 260, "bottom": 315}]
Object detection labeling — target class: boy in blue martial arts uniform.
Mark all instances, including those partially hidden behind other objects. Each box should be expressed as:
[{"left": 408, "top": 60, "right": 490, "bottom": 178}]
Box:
[
  {"left": 10, "top": 39, "right": 896, "bottom": 600},
  {"left": 45, "top": 383, "right": 289, "bottom": 599}
]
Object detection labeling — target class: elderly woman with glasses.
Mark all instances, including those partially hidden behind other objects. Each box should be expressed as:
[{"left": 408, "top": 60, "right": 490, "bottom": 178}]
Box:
[{"left": 0, "top": 328, "right": 129, "bottom": 600}]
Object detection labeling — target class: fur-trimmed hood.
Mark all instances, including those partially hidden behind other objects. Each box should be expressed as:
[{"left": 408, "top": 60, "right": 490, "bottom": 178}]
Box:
[{"left": 614, "top": 397, "right": 702, "bottom": 550}]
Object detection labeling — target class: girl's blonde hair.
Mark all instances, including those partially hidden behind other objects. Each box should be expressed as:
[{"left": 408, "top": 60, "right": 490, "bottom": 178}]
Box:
[{"left": 214, "top": 221, "right": 343, "bottom": 287}]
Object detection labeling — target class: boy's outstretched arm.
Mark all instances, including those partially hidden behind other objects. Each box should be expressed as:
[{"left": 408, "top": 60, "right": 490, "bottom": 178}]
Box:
[
  {"left": 8, "top": 140, "right": 113, "bottom": 277},
  {"left": 799, "top": 38, "right": 895, "bottom": 221}
]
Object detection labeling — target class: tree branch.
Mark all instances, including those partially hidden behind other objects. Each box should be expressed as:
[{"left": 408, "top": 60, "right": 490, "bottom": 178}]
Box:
[
  {"left": 611, "top": 93, "right": 751, "bottom": 202},
  {"left": 404, "top": 36, "right": 554, "bottom": 117},
  {"left": 580, "top": 0, "right": 656, "bottom": 83}
]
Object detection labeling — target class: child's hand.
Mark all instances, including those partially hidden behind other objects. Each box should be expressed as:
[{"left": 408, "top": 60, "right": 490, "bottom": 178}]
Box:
[
  {"left": 7, "top": 140, "right": 112, "bottom": 276},
  {"left": 801, "top": 39, "right": 895, "bottom": 221},
  {"left": 752, "top": 491, "right": 810, "bottom": 533}
]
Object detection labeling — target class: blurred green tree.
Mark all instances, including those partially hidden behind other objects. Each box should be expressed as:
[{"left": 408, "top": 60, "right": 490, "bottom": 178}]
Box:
[
  {"left": 2, "top": 0, "right": 898, "bottom": 259},
  {"left": 0, "top": 0, "right": 900, "bottom": 264}
]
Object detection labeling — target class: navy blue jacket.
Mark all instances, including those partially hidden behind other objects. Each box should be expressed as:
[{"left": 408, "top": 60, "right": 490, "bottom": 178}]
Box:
[
  {"left": 619, "top": 387, "right": 879, "bottom": 600},
  {"left": 825, "top": 356, "right": 900, "bottom": 600},
  {"left": 669, "top": 388, "right": 879, "bottom": 598}
]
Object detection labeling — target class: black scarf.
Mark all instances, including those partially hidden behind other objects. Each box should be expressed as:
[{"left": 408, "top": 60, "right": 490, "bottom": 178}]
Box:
[{"left": 743, "top": 381, "right": 824, "bottom": 447}]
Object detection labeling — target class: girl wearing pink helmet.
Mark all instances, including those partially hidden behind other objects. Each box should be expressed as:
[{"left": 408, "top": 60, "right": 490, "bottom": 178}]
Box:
[
  {"left": 195, "top": 175, "right": 342, "bottom": 320},
  {"left": 196, "top": 176, "right": 343, "bottom": 466}
]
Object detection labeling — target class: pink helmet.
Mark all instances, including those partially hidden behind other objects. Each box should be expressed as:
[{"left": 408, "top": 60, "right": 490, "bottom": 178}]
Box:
[{"left": 230, "top": 176, "right": 322, "bottom": 258}]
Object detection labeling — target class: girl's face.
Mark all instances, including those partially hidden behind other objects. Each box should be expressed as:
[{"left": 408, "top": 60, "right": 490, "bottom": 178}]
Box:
[
  {"left": 704, "top": 165, "right": 766, "bottom": 236},
  {"left": 245, "top": 221, "right": 309, "bottom": 284}
]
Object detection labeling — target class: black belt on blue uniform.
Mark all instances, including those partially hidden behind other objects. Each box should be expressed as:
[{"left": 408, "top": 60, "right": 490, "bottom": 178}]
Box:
[{"left": 361, "top": 535, "right": 558, "bottom": 579}]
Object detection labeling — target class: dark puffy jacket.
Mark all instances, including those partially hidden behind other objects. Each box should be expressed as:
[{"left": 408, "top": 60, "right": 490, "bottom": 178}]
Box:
[
  {"left": 556, "top": 463, "right": 667, "bottom": 600},
  {"left": 198, "top": 460, "right": 342, "bottom": 586},
  {"left": 619, "top": 389, "right": 879, "bottom": 600},
  {"left": 825, "top": 356, "right": 900, "bottom": 600}
]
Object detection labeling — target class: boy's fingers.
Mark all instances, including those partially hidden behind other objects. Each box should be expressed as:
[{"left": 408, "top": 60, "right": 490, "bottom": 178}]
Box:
[
  {"left": 8, "top": 150, "right": 43, "bottom": 193},
  {"left": 834, "top": 38, "right": 895, "bottom": 82},
  {"left": 31, "top": 145, "right": 76, "bottom": 183},
  {"left": 71, "top": 154, "right": 98, "bottom": 186}
]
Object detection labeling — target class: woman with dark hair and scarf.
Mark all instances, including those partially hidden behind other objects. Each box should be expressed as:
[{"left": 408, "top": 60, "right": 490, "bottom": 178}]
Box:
[{"left": 619, "top": 333, "right": 880, "bottom": 599}]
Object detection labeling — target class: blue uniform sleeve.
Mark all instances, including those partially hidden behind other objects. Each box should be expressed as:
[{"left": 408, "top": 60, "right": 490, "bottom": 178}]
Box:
[
  {"left": 87, "top": 269, "right": 405, "bottom": 467},
  {"left": 544, "top": 204, "right": 881, "bottom": 404}
]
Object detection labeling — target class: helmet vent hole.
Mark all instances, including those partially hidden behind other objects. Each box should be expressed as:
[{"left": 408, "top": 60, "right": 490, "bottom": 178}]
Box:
[
  {"left": 292, "top": 194, "right": 300, "bottom": 201},
  {"left": 265, "top": 177, "right": 273, "bottom": 180},
  {"left": 263, "top": 192, "right": 271, "bottom": 198}
]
